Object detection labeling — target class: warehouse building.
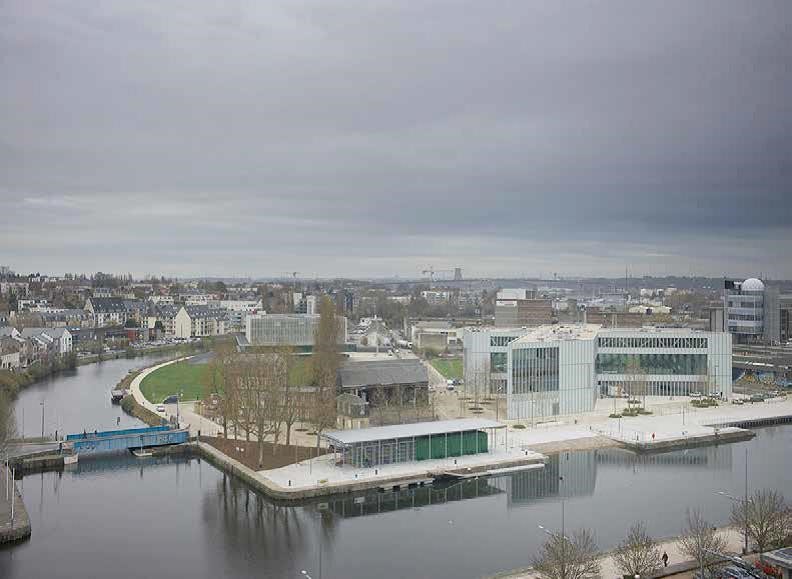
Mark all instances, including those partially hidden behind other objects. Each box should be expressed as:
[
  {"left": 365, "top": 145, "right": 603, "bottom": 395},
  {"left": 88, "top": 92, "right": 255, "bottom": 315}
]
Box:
[{"left": 320, "top": 418, "right": 504, "bottom": 468}]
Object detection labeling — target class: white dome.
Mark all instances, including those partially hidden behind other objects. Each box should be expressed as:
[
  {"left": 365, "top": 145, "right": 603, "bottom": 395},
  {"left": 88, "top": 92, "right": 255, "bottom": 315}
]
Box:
[{"left": 741, "top": 278, "right": 765, "bottom": 292}]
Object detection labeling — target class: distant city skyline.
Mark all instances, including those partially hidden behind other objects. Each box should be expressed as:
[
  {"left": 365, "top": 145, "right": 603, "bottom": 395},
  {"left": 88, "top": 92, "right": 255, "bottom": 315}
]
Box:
[{"left": 2, "top": 2, "right": 790, "bottom": 278}]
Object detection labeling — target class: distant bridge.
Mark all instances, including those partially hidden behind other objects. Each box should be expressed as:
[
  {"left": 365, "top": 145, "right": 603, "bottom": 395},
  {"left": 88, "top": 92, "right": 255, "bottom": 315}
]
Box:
[{"left": 65, "top": 426, "right": 189, "bottom": 455}]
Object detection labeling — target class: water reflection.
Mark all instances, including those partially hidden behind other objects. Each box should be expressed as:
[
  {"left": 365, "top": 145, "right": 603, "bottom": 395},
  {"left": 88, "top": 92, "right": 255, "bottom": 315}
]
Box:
[{"left": 326, "top": 477, "right": 504, "bottom": 519}]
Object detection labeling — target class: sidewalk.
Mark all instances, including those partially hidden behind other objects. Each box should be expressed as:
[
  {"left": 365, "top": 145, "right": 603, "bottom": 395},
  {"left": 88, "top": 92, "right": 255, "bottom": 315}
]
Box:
[
  {"left": 0, "top": 463, "right": 31, "bottom": 545},
  {"left": 493, "top": 527, "right": 745, "bottom": 579}
]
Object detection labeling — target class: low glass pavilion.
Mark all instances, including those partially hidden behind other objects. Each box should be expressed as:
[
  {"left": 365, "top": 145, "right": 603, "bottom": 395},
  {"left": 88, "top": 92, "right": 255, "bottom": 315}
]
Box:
[{"left": 320, "top": 418, "right": 505, "bottom": 468}]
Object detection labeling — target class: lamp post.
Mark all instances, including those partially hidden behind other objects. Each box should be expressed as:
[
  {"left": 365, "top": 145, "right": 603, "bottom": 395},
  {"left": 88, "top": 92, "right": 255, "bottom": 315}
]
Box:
[
  {"left": 715, "top": 448, "right": 749, "bottom": 554},
  {"left": 40, "top": 400, "right": 45, "bottom": 439}
]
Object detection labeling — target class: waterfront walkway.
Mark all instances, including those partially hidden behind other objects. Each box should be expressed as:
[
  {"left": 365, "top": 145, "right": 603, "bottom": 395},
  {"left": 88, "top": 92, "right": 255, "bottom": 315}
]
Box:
[{"left": 492, "top": 527, "right": 745, "bottom": 579}]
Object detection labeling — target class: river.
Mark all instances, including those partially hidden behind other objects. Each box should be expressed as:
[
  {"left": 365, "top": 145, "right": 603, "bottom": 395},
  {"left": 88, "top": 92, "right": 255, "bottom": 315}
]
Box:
[{"left": 2, "top": 359, "right": 791, "bottom": 579}]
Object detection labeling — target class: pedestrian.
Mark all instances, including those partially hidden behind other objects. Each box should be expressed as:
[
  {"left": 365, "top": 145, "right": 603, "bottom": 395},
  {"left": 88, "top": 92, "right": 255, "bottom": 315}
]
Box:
[
  {"left": 117, "top": 416, "right": 121, "bottom": 426},
  {"left": 662, "top": 551, "right": 669, "bottom": 567},
  {"left": 652, "top": 432, "right": 656, "bottom": 441}
]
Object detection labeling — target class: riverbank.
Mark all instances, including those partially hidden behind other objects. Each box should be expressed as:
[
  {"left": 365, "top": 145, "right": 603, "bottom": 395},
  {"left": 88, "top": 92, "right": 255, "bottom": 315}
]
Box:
[
  {"left": 488, "top": 527, "right": 746, "bottom": 579},
  {"left": 0, "top": 464, "right": 31, "bottom": 545}
]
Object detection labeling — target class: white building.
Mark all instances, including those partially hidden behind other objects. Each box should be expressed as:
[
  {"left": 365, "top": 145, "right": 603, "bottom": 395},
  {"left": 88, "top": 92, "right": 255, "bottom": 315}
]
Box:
[
  {"left": 19, "top": 327, "right": 73, "bottom": 355},
  {"left": 464, "top": 324, "right": 732, "bottom": 421},
  {"left": 174, "top": 306, "right": 227, "bottom": 339}
]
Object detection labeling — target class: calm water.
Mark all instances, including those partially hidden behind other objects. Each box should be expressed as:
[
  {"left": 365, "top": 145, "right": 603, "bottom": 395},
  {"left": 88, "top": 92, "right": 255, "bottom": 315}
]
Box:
[
  {"left": 2, "top": 360, "right": 791, "bottom": 579},
  {"left": 12, "top": 354, "right": 167, "bottom": 438}
]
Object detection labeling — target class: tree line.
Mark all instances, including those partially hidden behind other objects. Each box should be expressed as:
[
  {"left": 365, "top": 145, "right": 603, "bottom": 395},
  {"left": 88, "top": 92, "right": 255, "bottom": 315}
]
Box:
[
  {"left": 202, "top": 296, "right": 342, "bottom": 466},
  {"left": 533, "top": 489, "right": 791, "bottom": 579}
]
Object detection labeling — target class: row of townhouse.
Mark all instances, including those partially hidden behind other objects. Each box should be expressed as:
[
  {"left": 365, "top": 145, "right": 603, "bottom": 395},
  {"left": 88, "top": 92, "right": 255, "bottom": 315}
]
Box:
[
  {"left": 84, "top": 297, "right": 148, "bottom": 327},
  {"left": 141, "top": 305, "right": 229, "bottom": 339},
  {"left": 0, "top": 326, "right": 73, "bottom": 369}
]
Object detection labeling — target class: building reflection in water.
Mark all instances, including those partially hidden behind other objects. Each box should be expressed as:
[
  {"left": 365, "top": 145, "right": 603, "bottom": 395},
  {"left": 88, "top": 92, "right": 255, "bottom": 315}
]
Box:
[{"left": 325, "top": 477, "right": 505, "bottom": 519}]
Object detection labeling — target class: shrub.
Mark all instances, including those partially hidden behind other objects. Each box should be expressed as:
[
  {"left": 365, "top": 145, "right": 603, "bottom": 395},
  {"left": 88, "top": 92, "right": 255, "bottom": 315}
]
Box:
[
  {"left": 609, "top": 413, "right": 623, "bottom": 419},
  {"left": 512, "top": 423, "right": 526, "bottom": 429}
]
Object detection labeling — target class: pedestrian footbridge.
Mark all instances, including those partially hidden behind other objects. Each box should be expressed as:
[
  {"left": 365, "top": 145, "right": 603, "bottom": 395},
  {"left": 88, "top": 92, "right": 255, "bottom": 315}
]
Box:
[{"left": 64, "top": 426, "right": 189, "bottom": 455}]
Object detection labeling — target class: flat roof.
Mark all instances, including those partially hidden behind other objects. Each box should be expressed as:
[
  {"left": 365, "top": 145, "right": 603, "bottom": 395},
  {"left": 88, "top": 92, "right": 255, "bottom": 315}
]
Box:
[
  {"left": 322, "top": 418, "right": 505, "bottom": 446},
  {"left": 513, "top": 323, "right": 601, "bottom": 344}
]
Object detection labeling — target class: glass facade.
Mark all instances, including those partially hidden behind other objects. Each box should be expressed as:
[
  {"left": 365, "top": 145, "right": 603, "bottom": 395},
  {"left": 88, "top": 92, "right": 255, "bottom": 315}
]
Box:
[
  {"left": 490, "top": 352, "right": 508, "bottom": 373},
  {"left": 597, "top": 336, "right": 708, "bottom": 349},
  {"left": 511, "top": 347, "right": 559, "bottom": 394},
  {"left": 490, "top": 335, "right": 518, "bottom": 347},
  {"left": 596, "top": 353, "right": 707, "bottom": 375}
]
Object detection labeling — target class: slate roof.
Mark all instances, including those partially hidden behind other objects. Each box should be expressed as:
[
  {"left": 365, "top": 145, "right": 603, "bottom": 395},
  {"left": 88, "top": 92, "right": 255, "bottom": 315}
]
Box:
[{"left": 338, "top": 358, "right": 428, "bottom": 389}]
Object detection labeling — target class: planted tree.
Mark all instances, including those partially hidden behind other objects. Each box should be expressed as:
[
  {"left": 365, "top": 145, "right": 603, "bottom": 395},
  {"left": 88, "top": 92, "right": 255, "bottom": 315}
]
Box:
[
  {"left": 613, "top": 522, "right": 662, "bottom": 578},
  {"left": 311, "top": 296, "right": 341, "bottom": 445},
  {"left": 0, "top": 387, "right": 16, "bottom": 454},
  {"left": 678, "top": 509, "right": 728, "bottom": 574},
  {"left": 730, "top": 489, "right": 788, "bottom": 556},
  {"left": 533, "top": 528, "right": 600, "bottom": 579}
]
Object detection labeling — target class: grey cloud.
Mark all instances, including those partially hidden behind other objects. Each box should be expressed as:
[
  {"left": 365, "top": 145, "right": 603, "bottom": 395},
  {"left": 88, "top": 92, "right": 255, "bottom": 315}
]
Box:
[{"left": 1, "top": 1, "right": 790, "bottom": 278}]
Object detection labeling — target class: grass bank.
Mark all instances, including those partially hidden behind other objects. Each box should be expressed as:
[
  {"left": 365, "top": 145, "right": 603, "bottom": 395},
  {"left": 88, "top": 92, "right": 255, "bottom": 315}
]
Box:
[
  {"left": 140, "top": 361, "right": 209, "bottom": 403},
  {"left": 430, "top": 357, "right": 463, "bottom": 380}
]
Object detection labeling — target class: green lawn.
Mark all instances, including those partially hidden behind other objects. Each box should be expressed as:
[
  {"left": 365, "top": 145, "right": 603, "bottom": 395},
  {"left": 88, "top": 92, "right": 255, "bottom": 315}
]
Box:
[
  {"left": 140, "top": 362, "right": 210, "bottom": 403},
  {"left": 430, "top": 357, "right": 463, "bottom": 380}
]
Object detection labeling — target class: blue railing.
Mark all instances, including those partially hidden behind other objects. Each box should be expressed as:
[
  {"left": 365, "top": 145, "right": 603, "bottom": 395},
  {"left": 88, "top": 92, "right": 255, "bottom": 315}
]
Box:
[{"left": 66, "top": 425, "right": 171, "bottom": 441}]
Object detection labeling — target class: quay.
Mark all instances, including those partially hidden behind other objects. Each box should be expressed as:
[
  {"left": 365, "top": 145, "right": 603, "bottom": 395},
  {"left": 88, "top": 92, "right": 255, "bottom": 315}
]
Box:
[{"left": 0, "top": 463, "right": 31, "bottom": 545}]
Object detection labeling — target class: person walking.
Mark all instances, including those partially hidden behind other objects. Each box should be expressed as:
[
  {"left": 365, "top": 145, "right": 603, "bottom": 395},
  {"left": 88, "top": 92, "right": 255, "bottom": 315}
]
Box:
[{"left": 662, "top": 551, "right": 669, "bottom": 567}]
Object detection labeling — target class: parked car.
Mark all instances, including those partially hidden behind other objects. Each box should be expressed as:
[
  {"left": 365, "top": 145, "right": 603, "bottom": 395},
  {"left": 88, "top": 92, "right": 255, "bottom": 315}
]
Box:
[
  {"left": 156, "top": 404, "right": 166, "bottom": 412},
  {"left": 749, "top": 394, "right": 766, "bottom": 403},
  {"left": 732, "top": 398, "right": 745, "bottom": 405}
]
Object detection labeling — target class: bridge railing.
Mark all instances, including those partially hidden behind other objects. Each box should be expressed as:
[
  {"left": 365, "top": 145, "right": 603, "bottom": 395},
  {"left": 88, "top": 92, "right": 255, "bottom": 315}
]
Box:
[{"left": 65, "top": 425, "right": 171, "bottom": 441}]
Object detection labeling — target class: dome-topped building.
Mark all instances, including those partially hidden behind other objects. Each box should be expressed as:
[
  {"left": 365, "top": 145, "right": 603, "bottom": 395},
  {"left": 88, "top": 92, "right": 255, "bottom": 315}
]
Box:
[{"left": 740, "top": 278, "right": 765, "bottom": 292}]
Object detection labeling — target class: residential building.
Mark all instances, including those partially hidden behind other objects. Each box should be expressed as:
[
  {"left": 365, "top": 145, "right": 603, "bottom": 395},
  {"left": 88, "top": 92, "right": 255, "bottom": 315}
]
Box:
[
  {"left": 174, "top": 306, "right": 227, "bottom": 338},
  {"left": 0, "top": 337, "right": 21, "bottom": 370},
  {"left": 84, "top": 297, "right": 146, "bottom": 327},
  {"left": 19, "top": 327, "right": 73, "bottom": 355},
  {"left": 245, "top": 313, "right": 347, "bottom": 348}
]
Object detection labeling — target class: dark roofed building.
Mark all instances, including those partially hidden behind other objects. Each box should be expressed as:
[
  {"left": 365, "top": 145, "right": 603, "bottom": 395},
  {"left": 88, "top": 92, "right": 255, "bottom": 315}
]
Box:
[{"left": 337, "top": 358, "right": 431, "bottom": 426}]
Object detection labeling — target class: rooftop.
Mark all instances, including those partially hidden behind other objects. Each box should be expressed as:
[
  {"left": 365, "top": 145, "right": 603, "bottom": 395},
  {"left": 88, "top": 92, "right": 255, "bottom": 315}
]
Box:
[
  {"left": 322, "top": 418, "right": 505, "bottom": 446},
  {"left": 338, "top": 358, "right": 428, "bottom": 389},
  {"left": 513, "top": 323, "right": 601, "bottom": 344}
]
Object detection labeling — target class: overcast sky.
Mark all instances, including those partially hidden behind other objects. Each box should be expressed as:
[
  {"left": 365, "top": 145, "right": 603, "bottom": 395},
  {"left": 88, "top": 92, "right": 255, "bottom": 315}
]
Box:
[{"left": 1, "top": 1, "right": 790, "bottom": 280}]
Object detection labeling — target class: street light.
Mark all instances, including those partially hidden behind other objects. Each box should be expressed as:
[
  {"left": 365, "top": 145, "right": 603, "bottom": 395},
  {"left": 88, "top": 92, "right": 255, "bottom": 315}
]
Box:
[
  {"left": 40, "top": 400, "right": 45, "bottom": 439},
  {"left": 714, "top": 447, "right": 749, "bottom": 554}
]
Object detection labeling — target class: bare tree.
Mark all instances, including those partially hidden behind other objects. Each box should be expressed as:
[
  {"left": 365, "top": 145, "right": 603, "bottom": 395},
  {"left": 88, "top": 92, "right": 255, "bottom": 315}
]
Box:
[
  {"left": 278, "top": 346, "right": 300, "bottom": 446},
  {"left": 532, "top": 528, "right": 600, "bottom": 579},
  {"left": 624, "top": 358, "right": 647, "bottom": 410},
  {"left": 0, "top": 387, "right": 16, "bottom": 454},
  {"left": 613, "top": 522, "right": 662, "bottom": 578},
  {"left": 678, "top": 509, "right": 728, "bottom": 573},
  {"left": 311, "top": 296, "right": 341, "bottom": 445},
  {"left": 730, "top": 489, "right": 788, "bottom": 556}
]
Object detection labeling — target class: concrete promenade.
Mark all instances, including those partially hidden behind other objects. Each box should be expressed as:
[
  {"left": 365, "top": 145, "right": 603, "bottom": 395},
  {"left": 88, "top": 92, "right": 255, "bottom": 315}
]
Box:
[
  {"left": 490, "top": 527, "right": 745, "bottom": 579},
  {"left": 0, "top": 464, "right": 31, "bottom": 545}
]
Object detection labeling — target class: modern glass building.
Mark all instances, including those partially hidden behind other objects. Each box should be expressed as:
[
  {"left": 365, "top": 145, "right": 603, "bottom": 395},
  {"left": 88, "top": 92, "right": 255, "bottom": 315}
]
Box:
[
  {"left": 321, "top": 419, "right": 505, "bottom": 468},
  {"left": 245, "top": 313, "right": 348, "bottom": 347},
  {"left": 463, "top": 324, "right": 732, "bottom": 421}
]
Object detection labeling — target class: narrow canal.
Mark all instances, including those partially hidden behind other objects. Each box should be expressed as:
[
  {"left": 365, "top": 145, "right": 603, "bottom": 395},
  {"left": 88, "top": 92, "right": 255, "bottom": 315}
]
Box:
[{"left": 2, "top": 360, "right": 791, "bottom": 579}]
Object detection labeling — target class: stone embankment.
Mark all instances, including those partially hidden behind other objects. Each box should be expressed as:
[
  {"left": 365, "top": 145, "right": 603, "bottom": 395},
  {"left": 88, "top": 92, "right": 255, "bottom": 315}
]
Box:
[{"left": 0, "top": 464, "right": 31, "bottom": 545}]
